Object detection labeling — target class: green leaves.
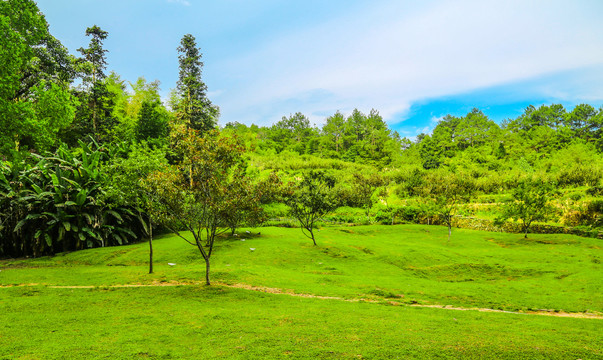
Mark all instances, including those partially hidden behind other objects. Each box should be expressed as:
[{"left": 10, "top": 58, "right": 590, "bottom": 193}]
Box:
[
  {"left": 0, "top": 0, "right": 77, "bottom": 156},
  {"left": 286, "top": 170, "right": 338, "bottom": 245},
  {"left": 0, "top": 142, "right": 142, "bottom": 257},
  {"left": 175, "top": 34, "right": 218, "bottom": 133},
  {"left": 496, "top": 179, "right": 554, "bottom": 238}
]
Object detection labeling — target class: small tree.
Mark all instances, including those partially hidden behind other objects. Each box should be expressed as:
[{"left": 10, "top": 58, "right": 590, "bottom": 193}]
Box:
[
  {"left": 143, "top": 127, "right": 248, "bottom": 285},
  {"left": 104, "top": 143, "right": 168, "bottom": 274},
  {"left": 286, "top": 171, "right": 337, "bottom": 246},
  {"left": 221, "top": 172, "right": 281, "bottom": 235},
  {"left": 496, "top": 179, "right": 553, "bottom": 238},
  {"left": 421, "top": 174, "right": 474, "bottom": 242},
  {"left": 351, "top": 173, "right": 385, "bottom": 222}
]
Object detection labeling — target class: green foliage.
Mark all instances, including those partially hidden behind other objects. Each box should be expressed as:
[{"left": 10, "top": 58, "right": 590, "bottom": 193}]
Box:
[
  {"left": 350, "top": 172, "right": 386, "bottom": 220},
  {"left": 1, "top": 0, "right": 602, "bottom": 259},
  {"left": 0, "top": 141, "right": 142, "bottom": 258},
  {"left": 268, "top": 112, "right": 318, "bottom": 154},
  {"left": 419, "top": 135, "right": 442, "bottom": 169},
  {"left": 174, "top": 34, "right": 218, "bottom": 133},
  {"left": 69, "top": 25, "right": 117, "bottom": 144},
  {"left": 76, "top": 25, "right": 108, "bottom": 84},
  {"left": 374, "top": 205, "right": 423, "bottom": 225},
  {"left": 136, "top": 100, "right": 169, "bottom": 144},
  {"left": 496, "top": 179, "right": 554, "bottom": 238},
  {"left": 103, "top": 142, "right": 168, "bottom": 210},
  {"left": 143, "top": 128, "right": 250, "bottom": 284},
  {"left": 418, "top": 171, "right": 475, "bottom": 241},
  {"left": 285, "top": 170, "right": 338, "bottom": 245},
  {"left": 0, "top": 0, "right": 77, "bottom": 156}
]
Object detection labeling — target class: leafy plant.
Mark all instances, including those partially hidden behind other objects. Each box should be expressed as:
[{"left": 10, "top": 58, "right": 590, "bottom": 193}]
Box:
[
  {"left": 143, "top": 128, "right": 249, "bottom": 285},
  {"left": 1, "top": 141, "right": 141, "bottom": 258},
  {"left": 495, "top": 179, "right": 554, "bottom": 238},
  {"left": 285, "top": 170, "right": 338, "bottom": 245}
]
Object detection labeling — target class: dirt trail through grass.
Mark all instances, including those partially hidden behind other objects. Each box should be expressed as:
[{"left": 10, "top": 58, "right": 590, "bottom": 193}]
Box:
[{"left": 3, "top": 281, "right": 601, "bottom": 319}]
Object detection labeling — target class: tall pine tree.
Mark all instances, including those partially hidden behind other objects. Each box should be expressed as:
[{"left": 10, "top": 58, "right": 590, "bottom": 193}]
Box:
[
  {"left": 70, "top": 25, "right": 115, "bottom": 143},
  {"left": 175, "top": 34, "right": 218, "bottom": 133}
]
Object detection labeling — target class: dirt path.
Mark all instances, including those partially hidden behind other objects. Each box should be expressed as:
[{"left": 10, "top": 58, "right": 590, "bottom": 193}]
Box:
[
  {"left": 3, "top": 281, "right": 601, "bottom": 319},
  {"left": 219, "top": 283, "right": 603, "bottom": 319}
]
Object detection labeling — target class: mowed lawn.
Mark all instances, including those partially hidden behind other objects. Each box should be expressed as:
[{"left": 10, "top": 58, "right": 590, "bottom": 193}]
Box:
[{"left": 1, "top": 224, "right": 601, "bottom": 359}]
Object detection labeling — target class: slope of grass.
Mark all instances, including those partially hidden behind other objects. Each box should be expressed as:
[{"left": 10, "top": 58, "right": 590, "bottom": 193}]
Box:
[
  {"left": 1, "top": 225, "right": 601, "bottom": 359},
  {"left": 3, "top": 225, "right": 600, "bottom": 313}
]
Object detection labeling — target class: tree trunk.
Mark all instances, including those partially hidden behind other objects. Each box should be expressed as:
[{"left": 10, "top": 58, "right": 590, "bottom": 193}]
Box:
[
  {"left": 205, "top": 257, "right": 211, "bottom": 285},
  {"left": 448, "top": 224, "right": 451, "bottom": 242},
  {"left": 311, "top": 230, "right": 317, "bottom": 246},
  {"left": 149, "top": 218, "right": 153, "bottom": 274}
]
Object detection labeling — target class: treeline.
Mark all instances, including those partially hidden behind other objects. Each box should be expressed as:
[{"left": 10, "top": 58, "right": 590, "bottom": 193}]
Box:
[{"left": 222, "top": 104, "right": 603, "bottom": 170}]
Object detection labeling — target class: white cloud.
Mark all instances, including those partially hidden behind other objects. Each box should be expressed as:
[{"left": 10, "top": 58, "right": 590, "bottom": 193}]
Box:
[{"left": 211, "top": 0, "right": 603, "bottom": 127}]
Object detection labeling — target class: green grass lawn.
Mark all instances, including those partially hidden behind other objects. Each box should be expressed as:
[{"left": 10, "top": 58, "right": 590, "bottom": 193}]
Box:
[{"left": 1, "top": 224, "right": 602, "bottom": 359}]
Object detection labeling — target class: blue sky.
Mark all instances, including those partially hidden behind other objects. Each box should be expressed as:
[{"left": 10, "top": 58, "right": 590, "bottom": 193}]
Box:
[{"left": 36, "top": 0, "right": 603, "bottom": 137}]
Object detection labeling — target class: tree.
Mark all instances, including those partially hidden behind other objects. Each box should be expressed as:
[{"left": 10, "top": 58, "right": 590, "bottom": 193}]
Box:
[
  {"left": 352, "top": 173, "right": 386, "bottom": 221},
  {"left": 286, "top": 171, "right": 338, "bottom": 246},
  {"left": 143, "top": 128, "right": 247, "bottom": 285},
  {"left": 72, "top": 25, "right": 115, "bottom": 143},
  {"left": 496, "top": 179, "right": 553, "bottom": 238},
  {"left": 455, "top": 108, "right": 499, "bottom": 149},
  {"left": 419, "top": 135, "right": 442, "bottom": 169},
  {"left": 77, "top": 25, "right": 108, "bottom": 85},
  {"left": 269, "top": 112, "right": 316, "bottom": 154},
  {"left": 108, "top": 75, "right": 169, "bottom": 145},
  {"left": 220, "top": 174, "right": 279, "bottom": 236},
  {"left": 420, "top": 173, "right": 474, "bottom": 242},
  {"left": 322, "top": 111, "right": 346, "bottom": 154},
  {"left": 566, "top": 103, "right": 598, "bottom": 141},
  {"left": 136, "top": 100, "right": 169, "bottom": 144},
  {"left": 0, "top": 0, "right": 76, "bottom": 156},
  {"left": 104, "top": 143, "right": 168, "bottom": 274},
  {"left": 175, "top": 34, "right": 218, "bottom": 133},
  {"left": 363, "top": 109, "right": 391, "bottom": 164}
]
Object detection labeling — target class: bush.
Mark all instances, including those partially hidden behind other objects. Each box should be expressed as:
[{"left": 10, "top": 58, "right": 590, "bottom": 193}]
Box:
[
  {"left": 1, "top": 143, "right": 143, "bottom": 258},
  {"left": 568, "top": 192, "right": 583, "bottom": 201},
  {"left": 588, "top": 199, "right": 603, "bottom": 213},
  {"left": 562, "top": 199, "right": 603, "bottom": 228},
  {"left": 556, "top": 166, "right": 602, "bottom": 188},
  {"left": 374, "top": 205, "right": 423, "bottom": 225},
  {"left": 586, "top": 186, "right": 603, "bottom": 197}
]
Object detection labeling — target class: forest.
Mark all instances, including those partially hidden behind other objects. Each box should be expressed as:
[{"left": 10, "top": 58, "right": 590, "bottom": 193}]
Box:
[{"left": 1, "top": 0, "right": 602, "bottom": 264}]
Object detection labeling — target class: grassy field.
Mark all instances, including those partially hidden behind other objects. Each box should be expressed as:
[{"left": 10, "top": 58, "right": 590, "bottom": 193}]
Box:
[{"left": 1, "top": 224, "right": 602, "bottom": 359}]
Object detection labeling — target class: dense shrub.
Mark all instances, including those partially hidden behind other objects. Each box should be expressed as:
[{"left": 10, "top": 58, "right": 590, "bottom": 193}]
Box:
[
  {"left": 568, "top": 192, "right": 583, "bottom": 201},
  {"left": 0, "top": 142, "right": 144, "bottom": 258},
  {"left": 374, "top": 205, "right": 423, "bottom": 225},
  {"left": 556, "top": 166, "right": 602, "bottom": 187},
  {"left": 586, "top": 186, "right": 603, "bottom": 197}
]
